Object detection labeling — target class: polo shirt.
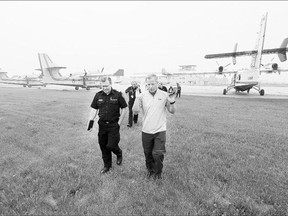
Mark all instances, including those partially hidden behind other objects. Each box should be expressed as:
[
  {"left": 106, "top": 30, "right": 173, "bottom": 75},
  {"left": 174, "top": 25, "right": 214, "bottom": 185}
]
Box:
[
  {"left": 91, "top": 88, "right": 127, "bottom": 122},
  {"left": 137, "top": 89, "right": 169, "bottom": 134}
]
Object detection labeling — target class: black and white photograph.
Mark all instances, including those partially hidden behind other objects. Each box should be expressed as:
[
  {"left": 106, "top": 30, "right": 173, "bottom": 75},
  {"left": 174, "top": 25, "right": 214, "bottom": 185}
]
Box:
[{"left": 1, "top": 1, "right": 288, "bottom": 215}]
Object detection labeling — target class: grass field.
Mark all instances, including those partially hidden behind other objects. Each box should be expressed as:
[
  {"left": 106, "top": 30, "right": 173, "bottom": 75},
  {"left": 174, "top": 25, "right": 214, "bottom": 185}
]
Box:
[{"left": 1, "top": 87, "right": 288, "bottom": 215}]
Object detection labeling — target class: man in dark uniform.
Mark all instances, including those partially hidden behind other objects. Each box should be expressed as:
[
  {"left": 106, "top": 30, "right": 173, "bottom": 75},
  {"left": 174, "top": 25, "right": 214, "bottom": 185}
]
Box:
[
  {"left": 125, "top": 81, "right": 141, "bottom": 127},
  {"left": 88, "top": 76, "right": 127, "bottom": 174},
  {"left": 176, "top": 83, "right": 181, "bottom": 98}
]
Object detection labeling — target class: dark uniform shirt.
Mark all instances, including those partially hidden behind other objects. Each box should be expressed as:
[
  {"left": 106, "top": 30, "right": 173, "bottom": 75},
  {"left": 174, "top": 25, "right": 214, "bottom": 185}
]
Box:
[
  {"left": 91, "top": 88, "right": 127, "bottom": 122},
  {"left": 125, "top": 86, "right": 141, "bottom": 104}
]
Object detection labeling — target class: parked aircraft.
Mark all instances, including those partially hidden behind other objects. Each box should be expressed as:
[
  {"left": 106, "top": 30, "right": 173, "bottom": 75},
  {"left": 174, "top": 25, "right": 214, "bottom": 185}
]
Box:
[
  {"left": 0, "top": 68, "right": 45, "bottom": 88},
  {"left": 128, "top": 64, "right": 236, "bottom": 87},
  {"left": 37, "top": 53, "right": 124, "bottom": 90},
  {"left": 204, "top": 12, "right": 288, "bottom": 95}
]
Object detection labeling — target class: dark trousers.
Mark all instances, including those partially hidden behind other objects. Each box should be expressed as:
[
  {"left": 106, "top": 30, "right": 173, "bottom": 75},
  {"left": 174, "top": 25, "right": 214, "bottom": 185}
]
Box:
[
  {"left": 98, "top": 121, "right": 122, "bottom": 168},
  {"left": 128, "top": 102, "right": 138, "bottom": 126},
  {"left": 142, "top": 131, "right": 166, "bottom": 174},
  {"left": 176, "top": 90, "right": 181, "bottom": 98}
]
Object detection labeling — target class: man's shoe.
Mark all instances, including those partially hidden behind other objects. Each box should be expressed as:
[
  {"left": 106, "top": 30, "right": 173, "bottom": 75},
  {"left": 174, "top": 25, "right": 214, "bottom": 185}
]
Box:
[
  {"left": 127, "top": 124, "right": 132, "bottom": 128},
  {"left": 100, "top": 167, "right": 110, "bottom": 174},
  {"left": 116, "top": 156, "right": 122, "bottom": 165},
  {"left": 154, "top": 173, "right": 162, "bottom": 180},
  {"left": 146, "top": 171, "right": 154, "bottom": 179}
]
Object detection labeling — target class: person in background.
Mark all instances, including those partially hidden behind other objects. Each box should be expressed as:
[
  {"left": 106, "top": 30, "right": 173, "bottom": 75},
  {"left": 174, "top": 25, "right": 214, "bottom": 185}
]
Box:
[
  {"left": 158, "top": 82, "right": 167, "bottom": 92},
  {"left": 125, "top": 81, "right": 141, "bottom": 127},
  {"left": 132, "top": 74, "right": 176, "bottom": 180},
  {"left": 168, "top": 86, "right": 173, "bottom": 93},
  {"left": 176, "top": 83, "right": 181, "bottom": 98},
  {"left": 87, "top": 76, "right": 127, "bottom": 174}
]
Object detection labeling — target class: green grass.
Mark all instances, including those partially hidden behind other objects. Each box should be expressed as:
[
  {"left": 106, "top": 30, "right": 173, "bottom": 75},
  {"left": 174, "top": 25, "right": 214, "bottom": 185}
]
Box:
[{"left": 1, "top": 87, "right": 288, "bottom": 215}]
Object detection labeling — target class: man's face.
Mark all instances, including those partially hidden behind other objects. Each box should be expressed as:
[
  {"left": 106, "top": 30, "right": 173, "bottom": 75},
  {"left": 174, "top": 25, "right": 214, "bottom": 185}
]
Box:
[
  {"left": 132, "top": 83, "right": 137, "bottom": 89},
  {"left": 146, "top": 77, "right": 158, "bottom": 93},
  {"left": 101, "top": 80, "right": 111, "bottom": 94}
]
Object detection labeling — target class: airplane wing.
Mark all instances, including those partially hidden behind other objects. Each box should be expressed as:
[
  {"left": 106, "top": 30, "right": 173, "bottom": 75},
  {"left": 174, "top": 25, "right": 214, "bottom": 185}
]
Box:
[
  {"left": 205, "top": 38, "right": 288, "bottom": 61},
  {"left": 205, "top": 48, "right": 288, "bottom": 59},
  {"left": 166, "top": 70, "right": 237, "bottom": 76},
  {"left": 191, "top": 71, "right": 237, "bottom": 75},
  {"left": 205, "top": 51, "right": 255, "bottom": 59},
  {"left": 260, "top": 68, "right": 288, "bottom": 74}
]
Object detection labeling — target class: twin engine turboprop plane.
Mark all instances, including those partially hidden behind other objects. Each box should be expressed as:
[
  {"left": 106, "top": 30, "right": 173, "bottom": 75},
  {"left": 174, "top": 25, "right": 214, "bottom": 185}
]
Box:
[
  {"left": 0, "top": 68, "right": 45, "bottom": 88},
  {"left": 37, "top": 53, "right": 124, "bottom": 90},
  {"left": 205, "top": 13, "right": 288, "bottom": 96}
]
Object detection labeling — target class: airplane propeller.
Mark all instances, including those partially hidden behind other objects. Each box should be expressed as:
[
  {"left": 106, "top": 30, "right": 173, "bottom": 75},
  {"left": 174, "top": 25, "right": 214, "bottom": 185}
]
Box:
[
  {"left": 260, "top": 57, "right": 280, "bottom": 74},
  {"left": 216, "top": 61, "right": 231, "bottom": 76},
  {"left": 101, "top": 67, "right": 104, "bottom": 73},
  {"left": 261, "top": 57, "right": 275, "bottom": 68}
]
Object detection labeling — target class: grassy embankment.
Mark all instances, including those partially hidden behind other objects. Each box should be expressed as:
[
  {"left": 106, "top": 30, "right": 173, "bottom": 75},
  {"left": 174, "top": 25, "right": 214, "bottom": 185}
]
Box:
[{"left": 0, "top": 87, "right": 288, "bottom": 215}]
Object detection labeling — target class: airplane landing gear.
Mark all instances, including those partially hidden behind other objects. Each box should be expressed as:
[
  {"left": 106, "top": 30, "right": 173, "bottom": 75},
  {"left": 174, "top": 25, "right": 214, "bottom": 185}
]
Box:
[
  {"left": 223, "top": 89, "right": 227, "bottom": 95},
  {"left": 247, "top": 89, "right": 250, "bottom": 94},
  {"left": 75, "top": 86, "right": 79, "bottom": 90},
  {"left": 86, "top": 87, "right": 90, "bottom": 90},
  {"left": 260, "top": 89, "right": 265, "bottom": 96},
  {"left": 23, "top": 85, "right": 26, "bottom": 87},
  {"left": 28, "top": 85, "right": 32, "bottom": 88}
]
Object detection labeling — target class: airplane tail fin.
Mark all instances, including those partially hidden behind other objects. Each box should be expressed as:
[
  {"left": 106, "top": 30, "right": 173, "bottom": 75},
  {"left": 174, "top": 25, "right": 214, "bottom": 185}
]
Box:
[
  {"left": 113, "top": 69, "right": 124, "bottom": 76},
  {"left": 38, "top": 53, "right": 67, "bottom": 82},
  {"left": 250, "top": 12, "right": 268, "bottom": 69},
  {"left": 277, "top": 38, "right": 288, "bottom": 62},
  {"left": 0, "top": 69, "right": 9, "bottom": 79}
]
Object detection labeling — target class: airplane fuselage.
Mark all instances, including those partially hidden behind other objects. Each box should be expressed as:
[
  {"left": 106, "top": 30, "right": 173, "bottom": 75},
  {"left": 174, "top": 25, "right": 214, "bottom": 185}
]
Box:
[
  {"left": 43, "top": 76, "right": 101, "bottom": 89},
  {"left": 229, "top": 69, "right": 260, "bottom": 92}
]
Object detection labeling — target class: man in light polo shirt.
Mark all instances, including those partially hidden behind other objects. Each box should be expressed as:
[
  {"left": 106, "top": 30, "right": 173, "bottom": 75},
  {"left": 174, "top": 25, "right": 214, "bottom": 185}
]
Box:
[{"left": 133, "top": 73, "right": 176, "bottom": 179}]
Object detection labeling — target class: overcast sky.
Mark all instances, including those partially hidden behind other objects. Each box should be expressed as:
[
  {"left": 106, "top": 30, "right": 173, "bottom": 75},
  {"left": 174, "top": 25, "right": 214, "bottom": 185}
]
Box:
[{"left": 1, "top": 1, "right": 288, "bottom": 76}]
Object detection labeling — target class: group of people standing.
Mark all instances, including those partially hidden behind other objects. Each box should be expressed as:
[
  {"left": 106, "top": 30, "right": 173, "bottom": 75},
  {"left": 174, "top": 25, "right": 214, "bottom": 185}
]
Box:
[{"left": 87, "top": 74, "right": 177, "bottom": 180}]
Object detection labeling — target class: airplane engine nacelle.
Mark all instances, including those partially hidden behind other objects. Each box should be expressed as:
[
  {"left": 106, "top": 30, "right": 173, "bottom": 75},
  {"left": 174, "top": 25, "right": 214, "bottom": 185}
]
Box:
[
  {"left": 271, "top": 63, "right": 281, "bottom": 74},
  {"left": 218, "top": 66, "right": 224, "bottom": 73},
  {"left": 272, "top": 63, "right": 278, "bottom": 70}
]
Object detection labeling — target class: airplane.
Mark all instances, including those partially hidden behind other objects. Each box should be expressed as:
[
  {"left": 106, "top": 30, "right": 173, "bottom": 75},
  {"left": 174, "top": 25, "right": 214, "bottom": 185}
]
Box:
[
  {"left": 37, "top": 53, "right": 124, "bottom": 90},
  {"left": 204, "top": 12, "right": 288, "bottom": 96},
  {"left": 158, "top": 64, "right": 238, "bottom": 86},
  {"left": 0, "top": 68, "right": 45, "bottom": 88},
  {"left": 127, "top": 63, "right": 237, "bottom": 87}
]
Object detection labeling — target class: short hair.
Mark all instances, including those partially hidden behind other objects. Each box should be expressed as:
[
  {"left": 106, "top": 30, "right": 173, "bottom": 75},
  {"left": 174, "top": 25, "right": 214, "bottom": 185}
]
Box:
[
  {"left": 131, "top": 80, "right": 137, "bottom": 85},
  {"left": 100, "top": 76, "right": 112, "bottom": 84},
  {"left": 145, "top": 73, "right": 158, "bottom": 82}
]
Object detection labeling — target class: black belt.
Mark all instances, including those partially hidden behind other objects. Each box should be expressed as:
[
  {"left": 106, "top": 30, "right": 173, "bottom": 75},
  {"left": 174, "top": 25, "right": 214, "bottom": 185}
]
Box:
[{"left": 99, "top": 119, "right": 118, "bottom": 124}]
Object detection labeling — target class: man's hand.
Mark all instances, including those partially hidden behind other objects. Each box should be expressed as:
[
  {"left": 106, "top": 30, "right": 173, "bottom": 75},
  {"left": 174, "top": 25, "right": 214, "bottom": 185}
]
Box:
[
  {"left": 87, "top": 120, "right": 98, "bottom": 132},
  {"left": 167, "top": 92, "right": 176, "bottom": 103}
]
